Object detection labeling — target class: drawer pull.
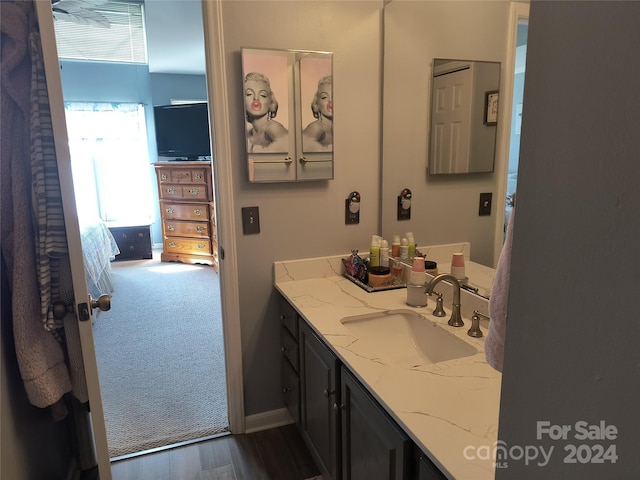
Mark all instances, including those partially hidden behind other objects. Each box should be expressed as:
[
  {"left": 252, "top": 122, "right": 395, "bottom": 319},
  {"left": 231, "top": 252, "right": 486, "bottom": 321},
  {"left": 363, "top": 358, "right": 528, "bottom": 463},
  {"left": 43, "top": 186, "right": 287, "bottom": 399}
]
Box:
[
  {"left": 129, "top": 245, "right": 135, "bottom": 251},
  {"left": 197, "top": 243, "right": 206, "bottom": 249},
  {"left": 165, "top": 207, "right": 175, "bottom": 214},
  {"left": 189, "top": 188, "right": 200, "bottom": 196},
  {"left": 167, "top": 224, "right": 176, "bottom": 232},
  {"left": 169, "top": 241, "right": 177, "bottom": 247},
  {"left": 137, "top": 232, "right": 144, "bottom": 238},
  {"left": 121, "top": 233, "right": 128, "bottom": 239},
  {"left": 193, "top": 209, "right": 203, "bottom": 216},
  {"left": 166, "top": 187, "right": 176, "bottom": 194},
  {"left": 195, "top": 173, "right": 202, "bottom": 179},
  {"left": 196, "top": 226, "right": 205, "bottom": 233},
  {"left": 161, "top": 173, "right": 168, "bottom": 180}
]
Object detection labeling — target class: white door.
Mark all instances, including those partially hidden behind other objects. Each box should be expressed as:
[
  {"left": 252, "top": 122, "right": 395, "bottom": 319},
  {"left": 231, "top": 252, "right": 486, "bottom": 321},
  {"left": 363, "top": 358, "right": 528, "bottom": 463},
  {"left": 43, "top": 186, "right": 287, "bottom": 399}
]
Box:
[
  {"left": 34, "top": 2, "right": 112, "bottom": 478},
  {"left": 430, "top": 66, "right": 472, "bottom": 174}
]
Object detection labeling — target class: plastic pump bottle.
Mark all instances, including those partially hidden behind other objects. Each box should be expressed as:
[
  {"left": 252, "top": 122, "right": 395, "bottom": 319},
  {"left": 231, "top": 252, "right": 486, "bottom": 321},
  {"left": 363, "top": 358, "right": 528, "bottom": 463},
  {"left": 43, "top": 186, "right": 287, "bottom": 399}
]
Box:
[
  {"left": 399, "top": 237, "right": 409, "bottom": 263},
  {"left": 406, "top": 232, "right": 416, "bottom": 261},
  {"left": 391, "top": 235, "right": 401, "bottom": 258},
  {"left": 380, "top": 239, "right": 390, "bottom": 267},
  {"left": 369, "top": 235, "right": 381, "bottom": 268}
]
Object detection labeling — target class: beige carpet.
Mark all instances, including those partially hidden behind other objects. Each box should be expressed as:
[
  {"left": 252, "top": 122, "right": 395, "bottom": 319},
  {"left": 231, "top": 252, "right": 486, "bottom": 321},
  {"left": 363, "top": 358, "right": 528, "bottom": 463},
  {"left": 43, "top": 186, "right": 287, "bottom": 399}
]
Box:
[{"left": 93, "top": 254, "right": 228, "bottom": 458}]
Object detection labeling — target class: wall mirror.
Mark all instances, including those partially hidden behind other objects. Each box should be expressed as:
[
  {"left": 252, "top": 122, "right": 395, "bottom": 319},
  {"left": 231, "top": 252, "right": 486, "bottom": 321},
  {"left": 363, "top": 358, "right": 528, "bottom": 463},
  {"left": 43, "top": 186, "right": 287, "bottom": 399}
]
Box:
[
  {"left": 428, "top": 59, "right": 500, "bottom": 175},
  {"left": 241, "top": 48, "right": 333, "bottom": 183}
]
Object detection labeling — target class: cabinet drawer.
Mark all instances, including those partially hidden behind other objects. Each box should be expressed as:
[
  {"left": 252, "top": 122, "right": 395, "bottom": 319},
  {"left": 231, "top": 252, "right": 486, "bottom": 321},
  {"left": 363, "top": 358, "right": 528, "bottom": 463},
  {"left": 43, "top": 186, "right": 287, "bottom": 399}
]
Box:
[
  {"left": 163, "top": 220, "right": 210, "bottom": 238},
  {"left": 157, "top": 168, "right": 209, "bottom": 185},
  {"left": 159, "top": 184, "right": 210, "bottom": 201},
  {"left": 162, "top": 203, "right": 211, "bottom": 221},
  {"left": 164, "top": 237, "right": 212, "bottom": 255},
  {"left": 282, "top": 359, "right": 301, "bottom": 425},
  {"left": 281, "top": 327, "right": 299, "bottom": 372},
  {"left": 280, "top": 298, "right": 298, "bottom": 337}
]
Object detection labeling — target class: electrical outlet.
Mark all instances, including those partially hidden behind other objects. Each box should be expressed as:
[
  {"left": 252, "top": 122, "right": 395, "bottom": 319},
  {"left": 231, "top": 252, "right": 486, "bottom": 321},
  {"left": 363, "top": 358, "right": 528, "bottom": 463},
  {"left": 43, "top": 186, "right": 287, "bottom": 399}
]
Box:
[
  {"left": 241, "top": 206, "right": 260, "bottom": 234},
  {"left": 397, "top": 196, "right": 411, "bottom": 220},
  {"left": 479, "top": 193, "right": 492, "bottom": 216}
]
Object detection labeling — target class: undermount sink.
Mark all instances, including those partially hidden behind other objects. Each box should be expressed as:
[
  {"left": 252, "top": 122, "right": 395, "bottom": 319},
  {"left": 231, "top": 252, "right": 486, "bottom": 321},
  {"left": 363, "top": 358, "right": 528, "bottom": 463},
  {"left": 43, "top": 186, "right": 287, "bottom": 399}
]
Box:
[{"left": 340, "top": 309, "right": 477, "bottom": 367}]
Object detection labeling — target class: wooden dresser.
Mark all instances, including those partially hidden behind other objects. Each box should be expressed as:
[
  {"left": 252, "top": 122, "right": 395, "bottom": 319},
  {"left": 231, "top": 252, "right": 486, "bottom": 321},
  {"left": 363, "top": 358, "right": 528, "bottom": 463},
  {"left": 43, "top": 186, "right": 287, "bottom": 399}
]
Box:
[{"left": 154, "top": 162, "right": 218, "bottom": 270}]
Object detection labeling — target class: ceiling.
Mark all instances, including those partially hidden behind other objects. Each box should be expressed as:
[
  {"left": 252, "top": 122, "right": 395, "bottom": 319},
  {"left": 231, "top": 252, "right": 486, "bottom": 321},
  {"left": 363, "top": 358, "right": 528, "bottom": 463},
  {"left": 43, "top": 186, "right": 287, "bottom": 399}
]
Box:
[{"left": 144, "top": 0, "right": 206, "bottom": 75}]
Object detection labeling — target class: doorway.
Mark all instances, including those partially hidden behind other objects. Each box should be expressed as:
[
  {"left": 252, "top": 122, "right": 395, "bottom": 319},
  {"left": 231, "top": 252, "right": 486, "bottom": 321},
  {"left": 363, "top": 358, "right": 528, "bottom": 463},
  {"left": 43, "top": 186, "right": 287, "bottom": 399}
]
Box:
[
  {"left": 50, "top": 0, "right": 230, "bottom": 459},
  {"left": 505, "top": 18, "right": 528, "bottom": 235}
]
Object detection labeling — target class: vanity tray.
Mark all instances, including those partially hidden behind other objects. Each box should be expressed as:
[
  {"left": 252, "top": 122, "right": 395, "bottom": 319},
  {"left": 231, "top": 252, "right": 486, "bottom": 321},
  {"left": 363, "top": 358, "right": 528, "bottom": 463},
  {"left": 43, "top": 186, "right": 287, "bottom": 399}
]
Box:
[{"left": 344, "top": 273, "right": 406, "bottom": 293}]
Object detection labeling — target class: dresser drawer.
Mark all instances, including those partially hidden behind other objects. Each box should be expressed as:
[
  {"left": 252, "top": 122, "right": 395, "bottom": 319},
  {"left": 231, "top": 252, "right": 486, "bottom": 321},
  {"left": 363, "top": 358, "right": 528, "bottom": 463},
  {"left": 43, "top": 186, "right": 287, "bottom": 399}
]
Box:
[
  {"left": 157, "top": 168, "right": 209, "bottom": 185},
  {"left": 159, "top": 184, "right": 210, "bottom": 201},
  {"left": 161, "top": 202, "right": 211, "bottom": 221},
  {"left": 164, "top": 236, "right": 212, "bottom": 255},
  {"left": 109, "top": 225, "right": 152, "bottom": 260},
  {"left": 163, "top": 220, "right": 210, "bottom": 238}
]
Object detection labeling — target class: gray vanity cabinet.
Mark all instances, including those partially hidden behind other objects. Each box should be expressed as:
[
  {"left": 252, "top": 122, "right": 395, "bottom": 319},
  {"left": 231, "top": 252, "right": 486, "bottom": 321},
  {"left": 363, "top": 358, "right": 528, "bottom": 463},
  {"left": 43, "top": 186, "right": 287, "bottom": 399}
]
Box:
[
  {"left": 341, "top": 367, "right": 412, "bottom": 480},
  {"left": 299, "top": 320, "right": 341, "bottom": 480},
  {"left": 279, "top": 295, "right": 446, "bottom": 480}
]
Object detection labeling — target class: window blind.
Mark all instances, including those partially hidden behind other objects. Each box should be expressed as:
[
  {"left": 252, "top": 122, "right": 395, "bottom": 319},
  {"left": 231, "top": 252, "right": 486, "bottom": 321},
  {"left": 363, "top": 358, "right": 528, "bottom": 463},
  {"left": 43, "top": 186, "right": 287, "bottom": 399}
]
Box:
[{"left": 53, "top": 1, "right": 147, "bottom": 64}]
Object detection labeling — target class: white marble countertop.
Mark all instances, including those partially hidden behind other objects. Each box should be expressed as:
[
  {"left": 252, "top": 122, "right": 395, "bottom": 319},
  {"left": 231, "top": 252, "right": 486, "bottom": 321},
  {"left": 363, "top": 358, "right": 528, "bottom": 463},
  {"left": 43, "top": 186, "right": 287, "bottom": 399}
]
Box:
[{"left": 274, "top": 254, "right": 501, "bottom": 479}]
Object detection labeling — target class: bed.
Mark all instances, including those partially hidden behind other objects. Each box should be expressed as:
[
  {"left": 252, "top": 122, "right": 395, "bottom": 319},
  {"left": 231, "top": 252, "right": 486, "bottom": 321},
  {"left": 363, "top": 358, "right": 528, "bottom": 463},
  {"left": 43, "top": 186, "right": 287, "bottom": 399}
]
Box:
[{"left": 79, "top": 219, "right": 120, "bottom": 299}]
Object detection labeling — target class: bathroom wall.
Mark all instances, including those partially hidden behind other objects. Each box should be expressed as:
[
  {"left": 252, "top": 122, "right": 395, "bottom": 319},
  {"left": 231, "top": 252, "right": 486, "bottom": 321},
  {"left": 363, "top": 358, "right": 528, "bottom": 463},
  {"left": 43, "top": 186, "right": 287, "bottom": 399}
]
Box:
[
  {"left": 215, "top": 0, "right": 383, "bottom": 416},
  {"left": 498, "top": 2, "right": 640, "bottom": 477}
]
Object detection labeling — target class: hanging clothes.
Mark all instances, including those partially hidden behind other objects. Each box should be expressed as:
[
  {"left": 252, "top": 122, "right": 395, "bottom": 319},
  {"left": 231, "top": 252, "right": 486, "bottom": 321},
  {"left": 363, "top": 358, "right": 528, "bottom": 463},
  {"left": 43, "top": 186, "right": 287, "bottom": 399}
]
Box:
[{"left": 1, "top": 0, "right": 73, "bottom": 411}]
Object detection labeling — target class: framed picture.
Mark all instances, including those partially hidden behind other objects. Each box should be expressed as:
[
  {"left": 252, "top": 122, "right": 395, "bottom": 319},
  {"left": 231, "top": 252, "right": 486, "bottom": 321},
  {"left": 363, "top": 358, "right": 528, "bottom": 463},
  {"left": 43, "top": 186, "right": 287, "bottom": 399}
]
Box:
[{"left": 484, "top": 90, "right": 499, "bottom": 126}]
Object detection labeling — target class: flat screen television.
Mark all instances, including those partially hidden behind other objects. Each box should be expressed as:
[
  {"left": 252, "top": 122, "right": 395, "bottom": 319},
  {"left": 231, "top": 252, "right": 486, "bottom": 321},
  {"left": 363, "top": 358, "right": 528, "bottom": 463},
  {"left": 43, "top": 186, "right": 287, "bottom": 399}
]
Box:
[{"left": 153, "top": 102, "right": 211, "bottom": 161}]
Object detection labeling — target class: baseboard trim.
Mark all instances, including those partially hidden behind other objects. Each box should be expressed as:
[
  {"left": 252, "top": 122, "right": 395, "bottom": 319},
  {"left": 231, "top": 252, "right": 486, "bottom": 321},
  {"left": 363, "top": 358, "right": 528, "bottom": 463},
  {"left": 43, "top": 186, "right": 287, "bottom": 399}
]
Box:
[{"left": 245, "top": 408, "right": 294, "bottom": 434}]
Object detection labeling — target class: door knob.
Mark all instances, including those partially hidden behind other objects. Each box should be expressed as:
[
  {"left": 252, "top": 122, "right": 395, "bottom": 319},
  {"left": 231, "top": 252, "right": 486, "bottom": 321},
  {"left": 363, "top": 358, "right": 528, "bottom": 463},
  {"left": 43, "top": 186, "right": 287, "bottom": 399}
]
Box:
[{"left": 90, "top": 294, "right": 111, "bottom": 312}]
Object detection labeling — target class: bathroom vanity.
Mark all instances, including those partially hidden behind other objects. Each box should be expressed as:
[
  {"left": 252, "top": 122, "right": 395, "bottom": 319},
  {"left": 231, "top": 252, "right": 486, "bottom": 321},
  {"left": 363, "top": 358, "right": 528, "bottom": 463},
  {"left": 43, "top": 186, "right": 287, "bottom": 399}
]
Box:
[{"left": 275, "top": 253, "right": 501, "bottom": 479}]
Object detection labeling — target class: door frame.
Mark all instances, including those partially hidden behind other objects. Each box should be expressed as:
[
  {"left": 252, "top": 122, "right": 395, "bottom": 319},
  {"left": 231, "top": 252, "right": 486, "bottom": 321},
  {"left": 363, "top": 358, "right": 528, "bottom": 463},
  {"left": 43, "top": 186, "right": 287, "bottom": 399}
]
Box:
[
  {"left": 493, "top": 1, "right": 529, "bottom": 265},
  {"left": 201, "top": 0, "right": 245, "bottom": 434}
]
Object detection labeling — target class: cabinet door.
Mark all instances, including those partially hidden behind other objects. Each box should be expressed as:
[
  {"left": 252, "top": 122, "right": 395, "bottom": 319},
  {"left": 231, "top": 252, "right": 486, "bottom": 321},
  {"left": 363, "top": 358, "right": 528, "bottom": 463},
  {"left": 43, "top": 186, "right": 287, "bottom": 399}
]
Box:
[
  {"left": 299, "top": 320, "right": 340, "bottom": 480},
  {"left": 341, "top": 367, "right": 411, "bottom": 480}
]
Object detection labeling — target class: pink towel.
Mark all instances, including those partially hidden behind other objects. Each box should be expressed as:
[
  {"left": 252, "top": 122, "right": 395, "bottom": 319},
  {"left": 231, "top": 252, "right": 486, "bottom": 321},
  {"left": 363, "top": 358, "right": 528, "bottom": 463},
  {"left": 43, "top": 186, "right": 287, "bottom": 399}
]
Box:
[{"left": 485, "top": 208, "right": 515, "bottom": 372}]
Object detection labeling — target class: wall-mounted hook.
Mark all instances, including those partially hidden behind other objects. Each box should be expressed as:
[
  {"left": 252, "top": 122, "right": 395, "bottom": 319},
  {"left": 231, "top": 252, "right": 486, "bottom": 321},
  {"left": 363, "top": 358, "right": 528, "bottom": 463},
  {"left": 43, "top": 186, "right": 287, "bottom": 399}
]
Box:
[
  {"left": 345, "top": 191, "right": 360, "bottom": 224},
  {"left": 397, "top": 188, "right": 412, "bottom": 220}
]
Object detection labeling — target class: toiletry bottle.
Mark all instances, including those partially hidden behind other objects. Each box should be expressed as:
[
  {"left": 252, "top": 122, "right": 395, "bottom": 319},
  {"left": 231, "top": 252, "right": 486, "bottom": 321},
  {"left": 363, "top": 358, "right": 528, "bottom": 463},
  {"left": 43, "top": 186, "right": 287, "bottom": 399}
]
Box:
[
  {"left": 391, "top": 235, "right": 401, "bottom": 258},
  {"left": 380, "top": 239, "right": 390, "bottom": 267},
  {"left": 369, "top": 235, "right": 381, "bottom": 268},
  {"left": 399, "top": 237, "right": 409, "bottom": 262},
  {"left": 406, "top": 232, "right": 416, "bottom": 261}
]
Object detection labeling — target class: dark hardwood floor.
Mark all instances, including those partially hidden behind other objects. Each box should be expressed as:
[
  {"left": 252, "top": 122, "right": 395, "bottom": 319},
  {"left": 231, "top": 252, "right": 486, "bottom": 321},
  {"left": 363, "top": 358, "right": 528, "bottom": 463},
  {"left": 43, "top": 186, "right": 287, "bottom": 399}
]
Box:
[{"left": 108, "top": 424, "right": 321, "bottom": 480}]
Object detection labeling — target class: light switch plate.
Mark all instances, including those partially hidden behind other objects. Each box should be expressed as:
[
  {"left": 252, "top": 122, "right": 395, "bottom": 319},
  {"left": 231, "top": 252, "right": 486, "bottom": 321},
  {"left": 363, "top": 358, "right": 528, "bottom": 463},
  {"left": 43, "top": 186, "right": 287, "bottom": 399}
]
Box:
[
  {"left": 479, "top": 193, "right": 492, "bottom": 216},
  {"left": 242, "top": 206, "right": 260, "bottom": 234}
]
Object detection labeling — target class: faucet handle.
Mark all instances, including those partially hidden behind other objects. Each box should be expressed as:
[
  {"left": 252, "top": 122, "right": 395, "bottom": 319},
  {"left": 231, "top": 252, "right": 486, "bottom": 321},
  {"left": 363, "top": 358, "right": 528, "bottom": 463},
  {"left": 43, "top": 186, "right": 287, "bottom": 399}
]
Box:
[
  {"left": 431, "top": 291, "right": 446, "bottom": 317},
  {"left": 468, "top": 310, "right": 489, "bottom": 338}
]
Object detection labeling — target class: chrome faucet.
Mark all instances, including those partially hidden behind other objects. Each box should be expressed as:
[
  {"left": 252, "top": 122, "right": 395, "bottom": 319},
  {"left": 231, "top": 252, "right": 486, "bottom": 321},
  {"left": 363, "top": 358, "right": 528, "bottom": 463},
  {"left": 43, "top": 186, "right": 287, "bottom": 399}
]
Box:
[{"left": 425, "top": 274, "right": 464, "bottom": 327}]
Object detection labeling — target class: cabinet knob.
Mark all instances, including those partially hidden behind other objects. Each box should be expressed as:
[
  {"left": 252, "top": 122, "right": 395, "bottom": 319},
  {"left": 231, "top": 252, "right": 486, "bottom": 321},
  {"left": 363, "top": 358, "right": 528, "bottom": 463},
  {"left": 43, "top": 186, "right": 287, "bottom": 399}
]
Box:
[
  {"left": 333, "top": 402, "right": 343, "bottom": 411},
  {"left": 323, "top": 388, "right": 335, "bottom": 397},
  {"left": 281, "top": 346, "right": 287, "bottom": 353},
  {"left": 283, "top": 387, "right": 291, "bottom": 393}
]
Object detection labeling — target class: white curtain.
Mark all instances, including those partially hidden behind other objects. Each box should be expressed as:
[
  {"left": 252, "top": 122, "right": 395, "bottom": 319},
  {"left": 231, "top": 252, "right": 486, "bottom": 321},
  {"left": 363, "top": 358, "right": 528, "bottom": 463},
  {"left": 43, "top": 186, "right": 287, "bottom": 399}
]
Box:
[{"left": 64, "top": 102, "right": 154, "bottom": 226}]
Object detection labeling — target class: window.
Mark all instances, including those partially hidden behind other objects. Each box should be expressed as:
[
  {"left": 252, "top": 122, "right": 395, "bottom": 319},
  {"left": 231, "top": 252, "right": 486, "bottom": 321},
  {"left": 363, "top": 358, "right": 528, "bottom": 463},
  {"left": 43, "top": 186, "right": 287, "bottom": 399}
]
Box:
[
  {"left": 65, "top": 102, "right": 154, "bottom": 226},
  {"left": 53, "top": 1, "right": 147, "bottom": 64}
]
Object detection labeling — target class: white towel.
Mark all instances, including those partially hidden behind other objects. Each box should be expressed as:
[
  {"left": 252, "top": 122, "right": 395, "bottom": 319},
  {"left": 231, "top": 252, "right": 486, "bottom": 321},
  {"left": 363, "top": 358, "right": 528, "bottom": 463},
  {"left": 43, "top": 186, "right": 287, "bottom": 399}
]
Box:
[{"left": 485, "top": 208, "right": 515, "bottom": 372}]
